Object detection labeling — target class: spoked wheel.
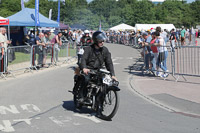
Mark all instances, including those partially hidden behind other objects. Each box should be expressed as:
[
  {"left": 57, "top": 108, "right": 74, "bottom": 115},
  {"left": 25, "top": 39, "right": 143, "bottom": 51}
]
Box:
[{"left": 97, "top": 90, "right": 119, "bottom": 120}]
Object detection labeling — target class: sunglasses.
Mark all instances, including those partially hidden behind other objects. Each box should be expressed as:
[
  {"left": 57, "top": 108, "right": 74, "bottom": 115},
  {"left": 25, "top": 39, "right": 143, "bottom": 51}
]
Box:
[{"left": 98, "top": 41, "right": 104, "bottom": 43}]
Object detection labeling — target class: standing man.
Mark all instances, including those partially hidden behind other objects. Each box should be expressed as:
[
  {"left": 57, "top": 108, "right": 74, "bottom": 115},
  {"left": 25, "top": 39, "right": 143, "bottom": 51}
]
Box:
[
  {"left": 51, "top": 31, "right": 62, "bottom": 63},
  {"left": 169, "top": 29, "right": 176, "bottom": 49},
  {"left": 36, "top": 33, "right": 45, "bottom": 67},
  {"left": 41, "top": 32, "right": 50, "bottom": 67},
  {"left": 0, "top": 27, "right": 11, "bottom": 72},
  {"left": 180, "top": 26, "right": 186, "bottom": 46},
  {"left": 142, "top": 32, "right": 152, "bottom": 74}
]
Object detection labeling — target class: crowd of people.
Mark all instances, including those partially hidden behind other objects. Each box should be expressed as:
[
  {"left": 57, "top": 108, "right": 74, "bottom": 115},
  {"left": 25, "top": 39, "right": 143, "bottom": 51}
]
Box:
[
  {"left": 105, "top": 26, "right": 200, "bottom": 78},
  {"left": 1, "top": 25, "right": 200, "bottom": 76}
]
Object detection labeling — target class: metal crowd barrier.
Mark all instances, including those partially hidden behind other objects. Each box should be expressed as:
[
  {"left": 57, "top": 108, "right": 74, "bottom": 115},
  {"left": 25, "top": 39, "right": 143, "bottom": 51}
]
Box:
[
  {"left": 7, "top": 45, "right": 32, "bottom": 76},
  {"left": 55, "top": 43, "right": 69, "bottom": 64},
  {"left": 31, "top": 44, "right": 55, "bottom": 68},
  {"left": 174, "top": 46, "right": 200, "bottom": 80},
  {"left": 140, "top": 42, "right": 200, "bottom": 81},
  {"left": 0, "top": 42, "right": 77, "bottom": 79}
]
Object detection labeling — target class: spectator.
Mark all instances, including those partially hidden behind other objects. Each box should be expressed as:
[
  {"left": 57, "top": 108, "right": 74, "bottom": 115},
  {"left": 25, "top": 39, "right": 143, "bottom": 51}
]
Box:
[
  {"left": 154, "top": 31, "right": 169, "bottom": 78},
  {"left": 141, "top": 32, "right": 152, "bottom": 74},
  {"left": 51, "top": 31, "right": 62, "bottom": 63},
  {"left": 36, "top": 33, "right": 45, "bottom": 67},
  {"left": 180, "top": 26, "right": 186, "bottom": 45},
  {"left": 0, "top": 27, "right": 11, "bottom": 72},
  {"left": 169, "top": 28, "right": 176, "bottom": 49},
  {"left": 41, "top": 32, "right": 50, "bottom": 67},
  {"left": 150, "top": 32, "right": 158, "bottom": 76}
]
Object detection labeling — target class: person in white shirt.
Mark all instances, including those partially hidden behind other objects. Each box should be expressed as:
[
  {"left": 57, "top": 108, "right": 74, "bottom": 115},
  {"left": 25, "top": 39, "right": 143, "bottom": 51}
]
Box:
[
  {"left": 0, "top": 27, "right": 11, "bottom": 72},
  {"left": 152, "top": 30, "right": 169, "bottom": 78}
]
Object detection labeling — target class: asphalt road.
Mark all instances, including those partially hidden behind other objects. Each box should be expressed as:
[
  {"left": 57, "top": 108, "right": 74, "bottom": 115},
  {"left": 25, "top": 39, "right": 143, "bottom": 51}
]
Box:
[{"left": 0, "top": 43, "right": 200, "bottom": 133}]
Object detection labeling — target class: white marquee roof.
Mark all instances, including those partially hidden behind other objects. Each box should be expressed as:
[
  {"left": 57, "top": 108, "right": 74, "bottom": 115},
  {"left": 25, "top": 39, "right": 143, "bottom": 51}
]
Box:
[
  {"left": 135, "top": 24, "right": 176, "bottom": 31},
  {"left": 110, "top": 23, "right": 136, "bottom": 31}
]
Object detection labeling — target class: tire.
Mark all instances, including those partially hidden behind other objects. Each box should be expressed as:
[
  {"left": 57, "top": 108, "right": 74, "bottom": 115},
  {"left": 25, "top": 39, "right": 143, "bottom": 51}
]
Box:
[
  {"left": 97, "top": 90, "right": 119, "bottom": 120},
  {"left": 73, "top": 79, "right": 83, "bottom": 109},
  {"left": 74, "top": 94, "right": 82, "bottom": 109}
]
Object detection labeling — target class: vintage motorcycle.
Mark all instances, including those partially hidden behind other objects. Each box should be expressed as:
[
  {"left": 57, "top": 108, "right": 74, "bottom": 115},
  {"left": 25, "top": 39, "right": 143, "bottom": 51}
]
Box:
[{"left": 72, "top": 68, "right": 120, "bottom": 120}]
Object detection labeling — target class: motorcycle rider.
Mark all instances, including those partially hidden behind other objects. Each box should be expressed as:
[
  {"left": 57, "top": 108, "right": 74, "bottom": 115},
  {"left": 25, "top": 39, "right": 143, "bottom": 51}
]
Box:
[
  {"left": 78, "top": 31, "right": 117, "bottom": 103},
  {"left": 77, "top": 30, "right": 92, "bottom": 65},
  {"left": 80, "top": 30, "right": 92, "bottom": 46}
]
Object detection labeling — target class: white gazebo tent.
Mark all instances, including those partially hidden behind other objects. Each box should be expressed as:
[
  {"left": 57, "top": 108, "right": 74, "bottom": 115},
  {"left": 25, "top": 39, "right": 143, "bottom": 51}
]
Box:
[
  {"left": 110, "top": 23, "right": 136, "bottom": 31},
  {"left": 135, "top": 24, "right": 176, "bottom": 32}
]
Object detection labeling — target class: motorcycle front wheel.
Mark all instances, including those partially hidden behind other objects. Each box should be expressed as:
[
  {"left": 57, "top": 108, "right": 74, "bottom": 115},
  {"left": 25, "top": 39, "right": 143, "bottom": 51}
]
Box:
[{"left": 97, "top": 89, "right": 119, "bottom": 120}]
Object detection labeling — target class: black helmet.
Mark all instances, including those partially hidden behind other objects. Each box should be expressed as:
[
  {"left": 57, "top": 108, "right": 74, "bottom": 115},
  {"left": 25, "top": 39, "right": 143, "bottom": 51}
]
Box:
[{"left": 92, "top": 31, "right": 107, "bottom": 44}]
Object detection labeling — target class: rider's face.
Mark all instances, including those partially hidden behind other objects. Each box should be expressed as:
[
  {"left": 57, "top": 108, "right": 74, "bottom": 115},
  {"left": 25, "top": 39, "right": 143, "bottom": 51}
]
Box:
[{"left": 98, "top": 41, "right": 104, "bottom": 48}]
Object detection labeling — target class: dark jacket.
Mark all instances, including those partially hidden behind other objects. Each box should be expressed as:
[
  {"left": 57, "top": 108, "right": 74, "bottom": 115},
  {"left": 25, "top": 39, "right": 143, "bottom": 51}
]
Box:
[{"left": 80, "top": 44, "right": 115, "bottom": 76}]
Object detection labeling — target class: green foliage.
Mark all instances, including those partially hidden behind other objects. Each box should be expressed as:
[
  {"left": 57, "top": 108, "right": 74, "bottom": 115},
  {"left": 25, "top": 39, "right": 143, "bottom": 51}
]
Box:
[{"left": 0, "top": 0, "right": 200, "bottom": 29}]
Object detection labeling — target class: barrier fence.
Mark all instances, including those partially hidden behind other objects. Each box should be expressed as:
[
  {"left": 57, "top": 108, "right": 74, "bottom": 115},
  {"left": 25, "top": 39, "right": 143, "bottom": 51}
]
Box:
[
  {"left": 0, "top": 42, "right": 77, "bottom": 79},
  {"left": 141, "top": 44, "right": 200, "bottom": 81},
  {"left": 175, "top": 46, "right": 200, "bottom": 77}
]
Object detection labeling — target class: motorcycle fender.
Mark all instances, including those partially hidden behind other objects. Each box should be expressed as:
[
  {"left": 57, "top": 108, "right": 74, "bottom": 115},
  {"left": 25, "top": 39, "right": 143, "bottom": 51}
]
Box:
[{"left": 107, "top": 86, "right": 120, "bottom": 91}]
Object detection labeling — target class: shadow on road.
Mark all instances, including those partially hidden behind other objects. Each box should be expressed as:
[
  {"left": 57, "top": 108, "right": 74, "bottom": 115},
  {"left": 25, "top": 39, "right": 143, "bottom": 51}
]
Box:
[{"left": 62, "top": 101, "right": 95, "bottom": 114}]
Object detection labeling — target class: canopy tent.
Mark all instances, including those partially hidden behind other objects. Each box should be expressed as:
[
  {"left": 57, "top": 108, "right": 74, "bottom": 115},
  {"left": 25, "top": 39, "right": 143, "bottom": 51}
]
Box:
[
  {"left": 110, "top": 23, "right": 136, "bottom": 31},
  {"left": 7, "top": 8, "right": 59, "bottom": 27},
  {"left": 135, "top": 24, "right": 176, "bottom": 32},
  {"left": 70, "top": 24, "right": 87, "bottom": 30},
  {"left": 0, "top": 16, "right": 9, "bottom": 25}
]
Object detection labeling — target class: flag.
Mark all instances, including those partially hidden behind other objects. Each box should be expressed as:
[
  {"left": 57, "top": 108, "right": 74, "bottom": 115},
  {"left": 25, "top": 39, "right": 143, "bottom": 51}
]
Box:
[
  {"left": 49, "top": 9, "right": 52, "bottom": 20},
  {"left": 99, "top": 20, "right": 101, "bottom": 31},
  {"left": 35, "top": 0, "right": 40, "bottom": 26},
  {"left": 21, "top": 0, "right": 25, "bottom": 10},
  {"left": 57, "top": 0, "right": 60, "bottom": 23}
]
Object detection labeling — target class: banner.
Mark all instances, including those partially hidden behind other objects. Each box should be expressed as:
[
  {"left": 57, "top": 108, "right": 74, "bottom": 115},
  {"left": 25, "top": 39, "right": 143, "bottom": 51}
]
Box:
[
  {"left": 0, "top": 19, "right": 9, "bottom": 25},
  {"left": 35, "top": 0, "right": 40, "bottom": 26},
  {"left": 99, "top": 20, "right": 101, "bottom": 31},
  {"left": 57, "top": 0, "right": 60, "bottom": 23},
  {"left": 49, "top": 9, "right": 52, "bottom": 20},
  {"left": 21, "top": 0, "right": 25, "bottom": 10}
]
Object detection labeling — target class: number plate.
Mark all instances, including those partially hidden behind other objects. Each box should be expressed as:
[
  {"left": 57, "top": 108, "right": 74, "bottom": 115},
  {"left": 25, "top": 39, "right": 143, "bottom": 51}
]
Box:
[{"left": 103, "top": 75, "right": 112, "bottom": 86}]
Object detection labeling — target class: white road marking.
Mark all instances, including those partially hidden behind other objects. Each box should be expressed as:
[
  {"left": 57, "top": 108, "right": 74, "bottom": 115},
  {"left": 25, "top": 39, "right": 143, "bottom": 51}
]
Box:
[
  {"left": 49, "top": 116, "right": 73, "bottom": 127},
  {"left": 0, "top": 105, "right": 20, "bottom": 115},
  {"left": 135, "top": 78, "right": 155, "bottom": 81},
  {"left": 73, "top": 122, "right": 81, "bottom": 126},
  {"left": 13, "top": 119, "right": 32, "bottom": 125},
  {"left": 49, "top": 117, "right": 65, "bottom": 127},
  {"left": 20, "top": 104, "right": 41, "bottom": 113},
  {"left": 114, "top": 57, "right": 123, "bottom": 59},
  {"left": 73, "top": 113, "right": 101, "bottom": 123},
  {"left": 113, "top": 63, "right": 120, "bottom": 65},
  {"left": 0, "top": 120, "right": 15, "bottom": 132},
  {"left": 126, "top": 57, "right": 133, "bottom": 60}
]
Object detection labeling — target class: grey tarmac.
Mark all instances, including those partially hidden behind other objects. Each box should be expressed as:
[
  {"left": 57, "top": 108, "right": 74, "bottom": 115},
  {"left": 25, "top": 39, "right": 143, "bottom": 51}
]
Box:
[{"left": 0, "top": 43, "right": 200, "bottom": 133}]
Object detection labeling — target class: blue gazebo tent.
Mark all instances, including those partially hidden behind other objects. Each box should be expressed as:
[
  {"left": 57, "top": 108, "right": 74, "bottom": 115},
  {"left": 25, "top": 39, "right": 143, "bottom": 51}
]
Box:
[{"left": 7, "top": 8, "right": 59, "bottom": 27}]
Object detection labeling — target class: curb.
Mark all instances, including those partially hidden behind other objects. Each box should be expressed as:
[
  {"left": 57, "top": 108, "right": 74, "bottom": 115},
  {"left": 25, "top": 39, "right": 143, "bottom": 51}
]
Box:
[{"left": 129, "top": 74, "right": 200, "bottom": 118}]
